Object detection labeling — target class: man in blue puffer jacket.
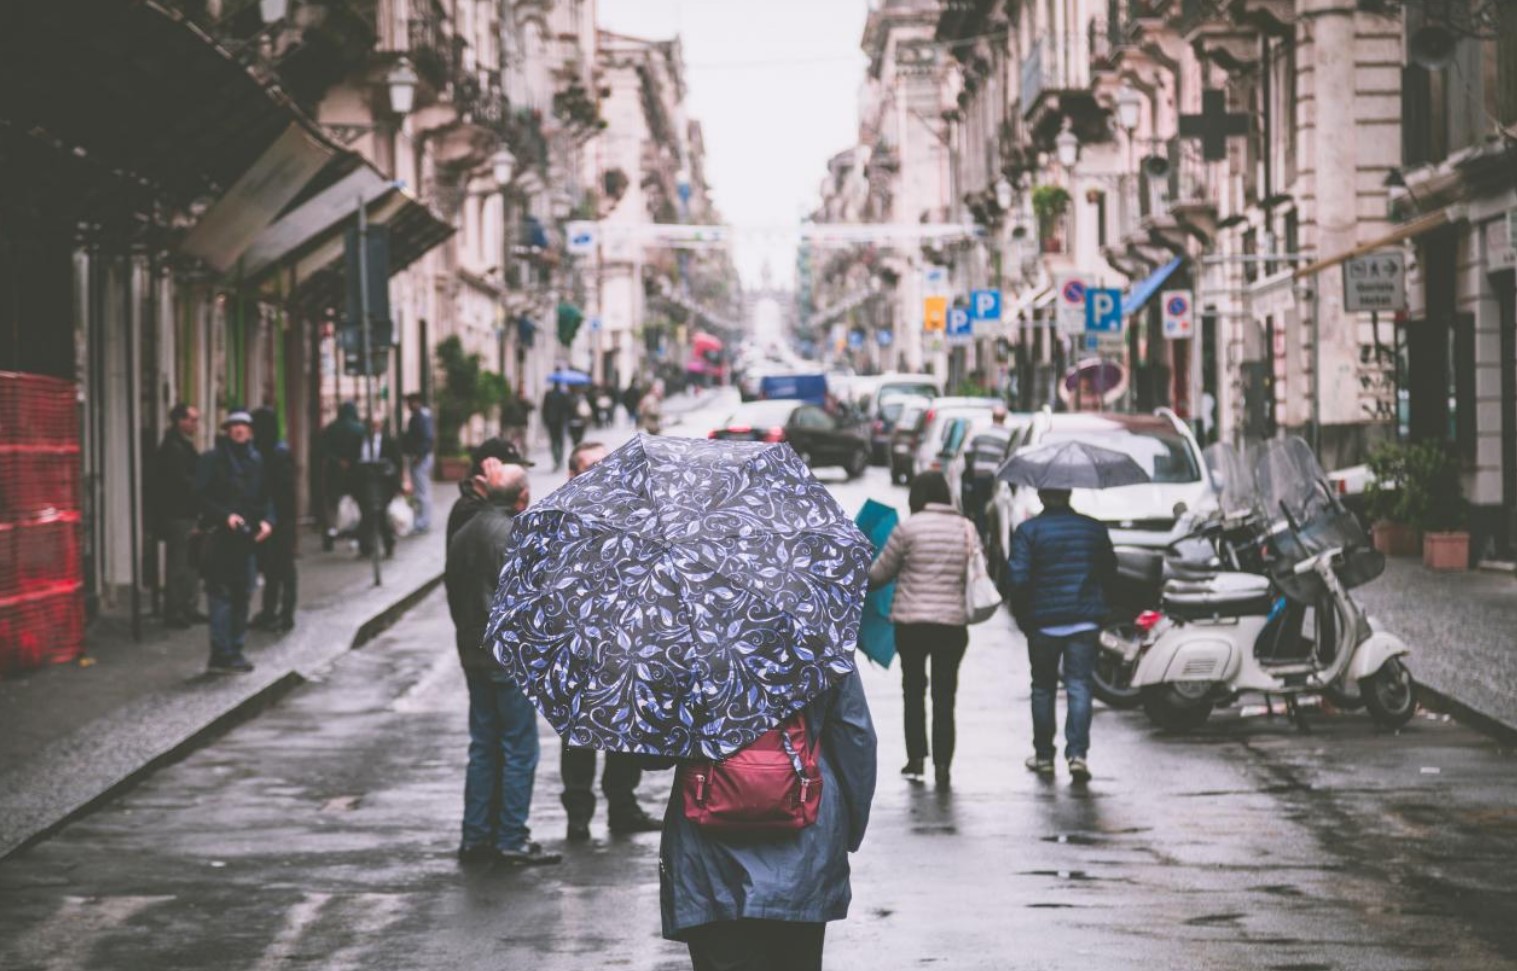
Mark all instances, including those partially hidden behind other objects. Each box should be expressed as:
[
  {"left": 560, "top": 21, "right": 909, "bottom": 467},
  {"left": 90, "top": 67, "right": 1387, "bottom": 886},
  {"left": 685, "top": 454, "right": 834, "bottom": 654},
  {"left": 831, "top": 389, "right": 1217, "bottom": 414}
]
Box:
[{"left": 1007, "top": 488, "right": 1116, "bottom": 783}]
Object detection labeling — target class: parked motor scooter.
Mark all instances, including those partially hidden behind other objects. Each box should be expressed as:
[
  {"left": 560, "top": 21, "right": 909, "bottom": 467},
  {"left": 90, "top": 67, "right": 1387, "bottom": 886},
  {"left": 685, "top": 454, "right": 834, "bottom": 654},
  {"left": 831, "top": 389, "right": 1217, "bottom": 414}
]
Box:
[{"left": 1123, "top": 438, "right": 1416, "bottom": 732}]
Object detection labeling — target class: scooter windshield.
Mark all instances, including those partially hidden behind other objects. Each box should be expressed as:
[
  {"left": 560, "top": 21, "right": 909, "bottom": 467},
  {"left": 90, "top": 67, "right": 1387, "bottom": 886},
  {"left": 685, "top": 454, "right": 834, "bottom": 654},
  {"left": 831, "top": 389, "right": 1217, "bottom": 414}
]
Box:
[
  {"left": 1252, "top": 437, "right": 1381, "bottom": 595},
  {"left": 1203, "top": 442, "right": 1257, "bottom": 518}
]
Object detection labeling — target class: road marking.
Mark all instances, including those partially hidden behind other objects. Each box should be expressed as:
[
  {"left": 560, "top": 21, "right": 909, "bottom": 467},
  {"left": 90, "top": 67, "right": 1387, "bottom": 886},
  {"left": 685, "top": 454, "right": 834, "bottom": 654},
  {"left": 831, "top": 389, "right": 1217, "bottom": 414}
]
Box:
[
  {"left": 323, "top": 893, "right": 410, "bottom": 970},
  {"left": 390, "top": 649, "right": 463, "bottom": 713},
  {"left": 250, "top": 892, "right": 331, "bottom": 971}
]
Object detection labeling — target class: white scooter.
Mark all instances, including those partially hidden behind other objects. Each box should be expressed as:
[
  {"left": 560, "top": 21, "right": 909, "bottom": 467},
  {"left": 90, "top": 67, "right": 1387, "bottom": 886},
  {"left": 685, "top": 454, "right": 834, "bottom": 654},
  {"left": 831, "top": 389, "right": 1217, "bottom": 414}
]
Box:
[{"left": 1123, "top": 438, "right": 1417, "bottom": 733}]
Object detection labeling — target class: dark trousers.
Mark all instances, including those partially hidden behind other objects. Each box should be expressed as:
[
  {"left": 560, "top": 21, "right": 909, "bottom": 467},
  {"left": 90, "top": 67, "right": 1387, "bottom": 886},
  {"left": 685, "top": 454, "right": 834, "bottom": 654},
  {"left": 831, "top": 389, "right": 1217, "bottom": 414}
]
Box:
[
  {"left": 560, "top": 743, "right": 643, "bottom": 825},
  {"left": 161, "top": 517, "right": 199, "bottom": 622},
  {"left": 1028, "top": 630, "right": 1098, "bottom": 762},
  {"left": 206, "top": 554, "right": 257, "bottom": 663},
  {"left": 896, "top": 622, "right": 969, "bottom": 767},
  {"left": 257, "top": 534, "right": 297, "bottom": 624},
  {"left": 547, "top": 424, "right": 567, "bottom": 470},
  {"left": 686, "top": 920, "right": 825, "bottom": 971}
]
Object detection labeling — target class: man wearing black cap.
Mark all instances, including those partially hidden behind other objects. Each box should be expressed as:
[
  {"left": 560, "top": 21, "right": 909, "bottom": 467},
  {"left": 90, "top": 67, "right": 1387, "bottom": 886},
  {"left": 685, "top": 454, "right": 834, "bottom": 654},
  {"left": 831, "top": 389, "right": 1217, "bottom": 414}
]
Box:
[
  {"left": 446, "top": 436, "right": 534, "bottom": 546},
  {"left": 195, "top": 409, "right": 274, "bottom": 673}
]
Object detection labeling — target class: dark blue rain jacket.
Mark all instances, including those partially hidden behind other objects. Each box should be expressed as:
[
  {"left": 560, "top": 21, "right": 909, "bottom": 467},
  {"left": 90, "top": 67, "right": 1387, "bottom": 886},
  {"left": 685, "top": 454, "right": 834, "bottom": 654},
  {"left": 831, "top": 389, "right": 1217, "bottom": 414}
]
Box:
[
  {"left": 658, "top": 668, "right": 877, "bottom": 940},
  {"left": 1006, "top": 506, "right": 1116, "bottom": 630}
]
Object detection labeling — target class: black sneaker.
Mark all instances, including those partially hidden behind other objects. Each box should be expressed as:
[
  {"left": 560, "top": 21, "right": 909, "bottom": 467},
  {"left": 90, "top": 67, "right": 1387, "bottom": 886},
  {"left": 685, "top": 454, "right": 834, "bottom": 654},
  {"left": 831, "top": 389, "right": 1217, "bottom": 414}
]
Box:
[
  {"left": 608, "top": 810, "right": 661, "bottom": 835},
  {"left": 496, "top": 842, "right": 562, "bottom": 866},
  {"left": 1068, "top": 758, "right": 1092, "bottom": 783},
  {"left": 900, "top": 759, "right": 925, "bottom": 779},
  {"left": 1025, "top": 755, "right": 1055, "bottom": 776},
  {"left": 249, "top": 612, "right": 277, "bottom": 631},
  {"left": 934, "top": 766, "right": 952, "bottom": 789},
  {"left": 457, "top": 844, "right": 495, "bottom": 867},
  {"left": 207, "top": 656, "right": 255, "bottom": 674},
  {"left": 566, "top": 821, "right": 592, "bottom": 842}
]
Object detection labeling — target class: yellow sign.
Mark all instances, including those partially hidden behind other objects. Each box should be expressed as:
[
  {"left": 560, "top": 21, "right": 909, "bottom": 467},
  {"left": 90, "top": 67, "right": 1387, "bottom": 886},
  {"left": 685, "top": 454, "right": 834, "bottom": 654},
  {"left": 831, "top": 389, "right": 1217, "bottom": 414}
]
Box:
[{"left": 923, "top": 296, "right": 948, "bottom": 332}]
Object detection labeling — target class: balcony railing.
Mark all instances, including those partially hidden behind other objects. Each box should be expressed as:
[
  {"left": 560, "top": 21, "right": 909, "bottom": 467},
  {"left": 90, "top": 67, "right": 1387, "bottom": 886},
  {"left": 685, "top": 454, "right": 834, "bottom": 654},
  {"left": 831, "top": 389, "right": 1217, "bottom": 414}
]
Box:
[
  {"left": 454, "top": 68, "right": 508, "bottom": 133},
  {"left": 1172, "top": 0, "right": 1228, "bottom": 34},
  {"left": 1019, "top": 34, "right": 1090, "bottom": 118},
  {"left": 407, "top": 12, "right": 453, "bottom": 88}
]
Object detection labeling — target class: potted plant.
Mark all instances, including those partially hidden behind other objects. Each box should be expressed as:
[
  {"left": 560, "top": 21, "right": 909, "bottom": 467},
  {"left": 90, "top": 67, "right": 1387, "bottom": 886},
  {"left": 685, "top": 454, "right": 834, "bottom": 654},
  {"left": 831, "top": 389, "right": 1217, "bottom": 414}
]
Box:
[
  {"left": 1031, "top": 184, "right": 1070, "bottom": 254},
  {"left": 1365, "top": 443, "right": 1420, "bottom": 556},
  {"left": 1365, "top": 442, "right": 1469, "bottom": 567},
  {"left": 1414, "top": 445, "right": 1469, "bottom": 571},
  {"left": 435, "top": 336, "right": 509, "bottom": 481}
]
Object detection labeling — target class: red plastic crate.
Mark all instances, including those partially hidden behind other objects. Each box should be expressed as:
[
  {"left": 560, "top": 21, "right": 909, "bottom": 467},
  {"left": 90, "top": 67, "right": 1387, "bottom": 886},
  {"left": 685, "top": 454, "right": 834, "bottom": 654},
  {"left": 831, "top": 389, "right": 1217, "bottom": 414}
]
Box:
[
  {"left": 0, "top": 445, "right": 80, "bottom": 520},
  {"left": 0, "top": 514, "right": 81, "bottom": 595},
  {"left": 0, "top": 372, "right": 78, "bottom": 445},
  {"left": 0, "top": 581, "right": 85, "bottom": 676}
]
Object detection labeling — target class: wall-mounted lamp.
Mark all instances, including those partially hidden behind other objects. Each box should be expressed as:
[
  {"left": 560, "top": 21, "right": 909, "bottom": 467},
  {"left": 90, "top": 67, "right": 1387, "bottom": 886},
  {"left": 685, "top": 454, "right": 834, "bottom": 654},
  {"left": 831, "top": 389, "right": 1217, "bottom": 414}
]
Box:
[{"left": 1055, "top": 122, "right": 1080, "bottom": 168}]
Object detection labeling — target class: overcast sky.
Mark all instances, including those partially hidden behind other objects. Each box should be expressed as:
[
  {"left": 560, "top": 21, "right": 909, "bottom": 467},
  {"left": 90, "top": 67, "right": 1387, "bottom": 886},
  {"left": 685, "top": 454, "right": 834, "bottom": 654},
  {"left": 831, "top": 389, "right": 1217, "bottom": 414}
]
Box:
[{"left": 596, "top": 0, "right": 872, "bottom": 290}]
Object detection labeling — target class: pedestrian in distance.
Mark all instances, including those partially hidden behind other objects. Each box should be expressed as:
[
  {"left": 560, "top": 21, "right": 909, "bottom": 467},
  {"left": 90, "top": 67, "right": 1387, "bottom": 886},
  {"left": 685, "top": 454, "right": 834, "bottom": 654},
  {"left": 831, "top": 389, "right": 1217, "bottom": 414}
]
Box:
[
  {"left": 557, "top": 441, "right": 662, "bottom": 841},
  {"left": 659, "top": 669, "right": 877, "bottom": 971},
  {"left": 866, "top": 471, "right": 981, "bottom": 789},
  {"left": 195, "top": 410, "right": 274, "bottom": 674},
  {"left": 1006, "top": 487, "right": 1116, "bottom": 783},
  {"left": 355, "top": 414, "right": 405, "bottom": 559},
  {"left": 501, "top": 389, "right": 534, "bottom": 454},
  {"left": 638, "top": 384, "right": 663, "bottom": 436},
  {"left": 567, "top": 389, "right": 592, "bottom": 446},
  {"left": 622, "top": 377, "right": 643, "bottom": 427},
  {"left": 541, "top": 382, "right": 571, "bottom": 472},
  {"left": 402, "top": 392, "right": 435, "bottom": 534},
  {"left": 445, "top": 458, "right": 561, "bottom": 867},
  {"left": 446, "top": 436, "right": 534, "bottom": 546},
  {"left": 960, "top": 404, "right": 1012, "bottom": 545},
  {"left": 318, "top": 401, "right": 363, "bottom": 551},
  {"left": 249, "top": 407, "right": 297, "bottom": 634},
  {"left": 153, "top": 402, "right": 206, "bottom": 628}
]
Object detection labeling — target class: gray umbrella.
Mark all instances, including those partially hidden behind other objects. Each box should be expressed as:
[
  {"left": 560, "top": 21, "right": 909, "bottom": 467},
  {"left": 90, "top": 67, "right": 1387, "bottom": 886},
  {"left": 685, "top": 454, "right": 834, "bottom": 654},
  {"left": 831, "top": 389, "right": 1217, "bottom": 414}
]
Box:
[{"left": 997, "top": 440, "right": 1151, "bottom": 490}]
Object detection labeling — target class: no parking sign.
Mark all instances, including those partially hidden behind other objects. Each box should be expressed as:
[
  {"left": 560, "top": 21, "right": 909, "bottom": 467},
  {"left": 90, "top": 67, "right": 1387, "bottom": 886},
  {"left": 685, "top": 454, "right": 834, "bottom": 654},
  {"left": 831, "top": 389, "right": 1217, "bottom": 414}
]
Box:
[{"left": 1162, "top": 290, "right": 1193, "bottom": 339}]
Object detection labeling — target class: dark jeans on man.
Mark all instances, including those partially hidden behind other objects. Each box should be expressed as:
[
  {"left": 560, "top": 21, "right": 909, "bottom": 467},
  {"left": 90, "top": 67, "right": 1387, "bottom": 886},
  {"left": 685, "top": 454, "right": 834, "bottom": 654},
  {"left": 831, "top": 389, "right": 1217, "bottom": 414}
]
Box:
[
  {"left": 561, "top": 743, "right": 643, "bottom": 827},
  {"left": 1027, "top": 629, "right": 1099, "bottom": 762},
  {"left": 206, "top": 554, "right": 257, "bottom": 664},
  {"left": 161, "top": 517, "right": 200, "bottom": 623},
  {"left": 547, "top": 424, "right": 567, "bottom": 470},
  {"left": 896, "top": 622, "right": 970, "bottom": 767},
  {"left": 463, "top": 668, "right": 539, "bottom": 852},
  {"left": 686, "top": 919, "right": 825, "bottom": 971}
]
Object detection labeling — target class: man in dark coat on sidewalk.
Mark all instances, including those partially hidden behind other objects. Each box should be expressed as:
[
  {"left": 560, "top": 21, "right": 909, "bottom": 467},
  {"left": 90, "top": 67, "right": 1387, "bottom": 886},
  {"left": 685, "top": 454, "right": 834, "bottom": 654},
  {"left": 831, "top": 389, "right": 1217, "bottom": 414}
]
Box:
[
  {"left": 318, "top": 402, "right": 364, "bottom": 551},
  {"left": 196, "top": 410, "right": 274, "bottom": 673},
  {"left": 355, "top": 414, "right": 404, "bottom": 558},
  {"left": 1007, "top": 488, "right": 1115, "bottom": 783},
  {"left": 153, "top": 402, "right": 205, "bottom": 628},
  {"left": 541, "top": 382, "right": 571, "bottom": 472},
  {"left": 445, "top": 437, "right": 534, "bottom": 546},
  {"left": 445, "top": 459, "right": 560, "bottom": 867},
  {"left": 557, "top": 441, "right": 661, "bottom": 840}
]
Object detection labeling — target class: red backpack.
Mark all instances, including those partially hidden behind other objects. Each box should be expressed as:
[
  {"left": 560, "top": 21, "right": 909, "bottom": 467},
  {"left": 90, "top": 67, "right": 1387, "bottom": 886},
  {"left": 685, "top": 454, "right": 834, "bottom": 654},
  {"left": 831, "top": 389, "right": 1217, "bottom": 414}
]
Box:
[{"left": 678, "top": 714, "right": 823, "bottom": 833}]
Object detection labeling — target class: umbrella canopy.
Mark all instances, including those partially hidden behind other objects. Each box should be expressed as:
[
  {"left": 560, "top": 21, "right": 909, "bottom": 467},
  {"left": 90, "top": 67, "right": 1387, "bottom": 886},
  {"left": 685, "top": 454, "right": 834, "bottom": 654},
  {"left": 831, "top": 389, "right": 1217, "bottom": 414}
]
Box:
[
  {"left": 485, "top": 434, "right": 871, "bottom": 760},
  {"left": 548, "top": 369, "right": 591, "bottom": 386},
  {"left": 854, "top": 499, "right": 899, "bottom": 669},
  {"left": 997, "top": 440, "right": 1151, "bottom": 490}
]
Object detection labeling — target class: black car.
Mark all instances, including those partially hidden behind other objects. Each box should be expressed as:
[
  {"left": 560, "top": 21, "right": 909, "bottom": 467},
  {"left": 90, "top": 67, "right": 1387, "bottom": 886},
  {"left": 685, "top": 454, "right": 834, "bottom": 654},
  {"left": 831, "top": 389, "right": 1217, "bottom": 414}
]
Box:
[
  {"left": 708, "top": 399, "right": 870, "bottom": 479},
  {"left": 887, "top": 397, "right": 932, "bottom": 485}
]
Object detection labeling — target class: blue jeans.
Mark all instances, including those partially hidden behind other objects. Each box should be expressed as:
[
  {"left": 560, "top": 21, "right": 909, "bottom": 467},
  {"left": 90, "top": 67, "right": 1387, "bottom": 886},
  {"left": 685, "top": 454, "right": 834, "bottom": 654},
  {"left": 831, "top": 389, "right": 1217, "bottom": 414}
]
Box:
[
  {"left": 409, "top": 454, "right": 433, "bottom": 532},
  {"left": 207, "top": 553, "right": 257, "bottom": 663},
  {"left": 1027, "top": 630, "right": 1098, "bottom": 761},
  {"left": 463, "top": 668, "right": 540, "bottom": 851}
]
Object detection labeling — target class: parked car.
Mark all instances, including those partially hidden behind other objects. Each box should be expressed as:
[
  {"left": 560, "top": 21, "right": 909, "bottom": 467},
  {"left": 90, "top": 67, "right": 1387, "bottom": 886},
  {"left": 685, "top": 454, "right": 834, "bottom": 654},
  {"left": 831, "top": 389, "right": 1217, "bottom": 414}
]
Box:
[
  {"left": 887, "top": 396, "right": 934, "bottom": 485},
  {"left": 868, "top": 392, "right": 922, "bottom": 466},
  {"left": 708, "top": 398, "right": 871, "bottom": 479},
  {"left": 986, "top": 409, "right": 1214, "bottom": 586},
  {"left": 857, "top": 373, "right": 941, "bottom": 463},
  {"left": 909, "top": 397, "right": 1005, "bottom": 481}
]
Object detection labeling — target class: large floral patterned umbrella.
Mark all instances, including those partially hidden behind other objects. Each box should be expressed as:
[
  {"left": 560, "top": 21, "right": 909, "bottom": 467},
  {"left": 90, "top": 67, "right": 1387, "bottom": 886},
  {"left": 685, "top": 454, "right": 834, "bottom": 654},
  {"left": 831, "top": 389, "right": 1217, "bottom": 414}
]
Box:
[{"left": 484, "top": 434, "right": 871, "bottom": 760}]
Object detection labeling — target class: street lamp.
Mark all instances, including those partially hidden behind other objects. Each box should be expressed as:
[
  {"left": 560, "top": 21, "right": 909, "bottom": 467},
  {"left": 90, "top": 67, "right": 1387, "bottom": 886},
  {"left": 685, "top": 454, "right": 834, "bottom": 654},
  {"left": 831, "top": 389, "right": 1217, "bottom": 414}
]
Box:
[
  {"left": 259, "top": 0, "right": 291, "bottom": 23},
  {"left": 387, "top": 59, "right": 419, "bottom": 115},
  {"left": 1055, "top": 122, "right": 1080, "bottom": 168},
  {"left": 492, "top": 147, "right": 516, "bottom": 187},
  {"left": 994, "top": 177, "right": 1013, "bottom": 211},
  {"left": 1116, "top": 83, "right": 1142, "bottom": 133}
]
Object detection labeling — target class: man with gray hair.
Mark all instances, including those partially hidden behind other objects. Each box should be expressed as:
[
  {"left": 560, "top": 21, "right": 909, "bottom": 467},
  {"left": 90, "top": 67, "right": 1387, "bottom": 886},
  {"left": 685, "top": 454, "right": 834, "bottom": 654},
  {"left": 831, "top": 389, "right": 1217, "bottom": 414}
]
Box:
[{"left": 445, "top": 458, "right": 560, "bottom": 867}]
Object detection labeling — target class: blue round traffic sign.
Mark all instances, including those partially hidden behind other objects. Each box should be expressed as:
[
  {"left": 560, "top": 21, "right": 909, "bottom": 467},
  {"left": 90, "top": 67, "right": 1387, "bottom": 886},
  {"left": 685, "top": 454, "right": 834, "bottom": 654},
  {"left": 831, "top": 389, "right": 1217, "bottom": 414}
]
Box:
[
  {"left": 1166, "top": 295, "right": 1189, "bottom": 316},
  {"left": 1062, "top": 280, "right": 1086, "bottom": 304}
]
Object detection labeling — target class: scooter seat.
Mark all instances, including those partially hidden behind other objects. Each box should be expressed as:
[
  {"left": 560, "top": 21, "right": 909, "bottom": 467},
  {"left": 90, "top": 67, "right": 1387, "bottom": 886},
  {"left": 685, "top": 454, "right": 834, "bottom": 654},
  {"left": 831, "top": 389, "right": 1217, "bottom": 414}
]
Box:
[{"left": 1163, "top": 572, "right": 1274, "bottom": 618}]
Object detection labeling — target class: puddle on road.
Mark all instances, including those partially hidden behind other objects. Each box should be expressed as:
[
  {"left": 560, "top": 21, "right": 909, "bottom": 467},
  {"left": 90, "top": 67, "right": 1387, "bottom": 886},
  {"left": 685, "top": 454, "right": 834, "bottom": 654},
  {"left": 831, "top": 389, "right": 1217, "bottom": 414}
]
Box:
[
  {"left": 1185, "top": 912, "right": 1246, "bottom": 926},
  {"left": 909, "top": 824, "right": 957, "bottom": 835},
  {"left": 1020, "top": 869, "right": 1097, "bottom": 881},
  {"left": 1042, "top": 833, "right": 1103, "bottom": 846}
]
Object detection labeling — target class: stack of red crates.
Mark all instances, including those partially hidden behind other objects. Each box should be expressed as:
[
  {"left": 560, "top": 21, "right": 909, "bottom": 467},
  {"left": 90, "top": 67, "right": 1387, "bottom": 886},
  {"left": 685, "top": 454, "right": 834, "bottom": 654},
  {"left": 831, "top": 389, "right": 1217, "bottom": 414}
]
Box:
[{"left": 0, "top": 371, "right": 84, "bottom": 676}]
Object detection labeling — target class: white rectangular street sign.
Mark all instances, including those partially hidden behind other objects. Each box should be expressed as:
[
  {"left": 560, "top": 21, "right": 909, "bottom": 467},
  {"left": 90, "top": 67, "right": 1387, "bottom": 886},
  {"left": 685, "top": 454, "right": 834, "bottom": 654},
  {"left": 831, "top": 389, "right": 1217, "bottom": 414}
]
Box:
[
  {"left": 1161, "top": 289, "right": 1194, "bottom": 339},
  {"left": 1343, "top": 251, "right": 1407, "bottom": 313},
  {"left": 1056, "top": 275, "right": 1089, "bottom": 336}
]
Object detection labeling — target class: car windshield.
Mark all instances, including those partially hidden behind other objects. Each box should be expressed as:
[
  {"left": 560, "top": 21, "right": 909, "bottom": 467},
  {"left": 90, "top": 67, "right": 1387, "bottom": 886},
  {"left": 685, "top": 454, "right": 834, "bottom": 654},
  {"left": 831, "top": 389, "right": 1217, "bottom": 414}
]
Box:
[
  {"left": 1043, "top": 427, "right": 1202, "bottom": 483},
  {"left": 723, "top": 401, "right": 798, "bottom": 428},
  {"left": 880, "top": 382, "right": 936, "bottom": 401},
  {"left": 880, "top": 399, "right": 908, "bottom": 422}
]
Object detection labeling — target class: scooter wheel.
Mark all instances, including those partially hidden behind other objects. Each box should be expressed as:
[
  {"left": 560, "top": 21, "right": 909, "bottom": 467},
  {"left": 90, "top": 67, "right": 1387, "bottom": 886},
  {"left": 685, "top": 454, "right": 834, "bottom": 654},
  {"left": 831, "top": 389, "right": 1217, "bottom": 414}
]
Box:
[
  {"left": 1360, "top": 658, "right": 1416, "bottom": 729},
  {"left": 1322, "top": 680, "right": 1366, "bottom": 712},
  {"left": 1141, "top": 684, "right": 1214, "bottom": 732},
  {"left": 1092, "top": 638, "right": 1143, "bottom": 711}
]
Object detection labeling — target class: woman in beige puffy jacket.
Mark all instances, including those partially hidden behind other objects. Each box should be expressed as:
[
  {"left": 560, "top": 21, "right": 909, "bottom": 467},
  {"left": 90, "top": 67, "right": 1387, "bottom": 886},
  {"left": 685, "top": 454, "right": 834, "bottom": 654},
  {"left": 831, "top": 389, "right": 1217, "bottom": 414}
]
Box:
[{"left": 867, "top": 471, "right": 980, "bottom": 789}]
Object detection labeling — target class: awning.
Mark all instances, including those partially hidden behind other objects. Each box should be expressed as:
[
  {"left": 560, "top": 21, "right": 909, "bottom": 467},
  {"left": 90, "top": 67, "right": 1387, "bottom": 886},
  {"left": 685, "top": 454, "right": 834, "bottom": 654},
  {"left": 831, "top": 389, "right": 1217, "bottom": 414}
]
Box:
[
  {"left": 1121, "top": 256, "right": 1184, "bottom": 317},
  {"left": 1294, "top": 209, "right": 1453, "bottom": 280}
]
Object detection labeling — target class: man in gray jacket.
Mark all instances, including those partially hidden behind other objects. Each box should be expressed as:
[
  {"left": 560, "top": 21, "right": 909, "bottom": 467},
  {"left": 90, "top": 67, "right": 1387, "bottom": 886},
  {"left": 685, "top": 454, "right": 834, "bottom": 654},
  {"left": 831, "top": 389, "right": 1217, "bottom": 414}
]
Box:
[{"left": 445, "top": 459, "right": 560, "bottom": 867}]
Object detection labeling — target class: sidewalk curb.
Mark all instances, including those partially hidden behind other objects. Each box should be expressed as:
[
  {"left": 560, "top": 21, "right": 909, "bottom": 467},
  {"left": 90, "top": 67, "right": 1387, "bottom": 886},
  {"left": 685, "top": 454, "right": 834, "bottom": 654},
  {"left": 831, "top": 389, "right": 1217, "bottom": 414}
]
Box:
[
  {"left": 0, "top": 572, "right": 443, "bottom": 863},
  {"left": 1416, "top": 682, "right": 1517, "bottom": 748}
]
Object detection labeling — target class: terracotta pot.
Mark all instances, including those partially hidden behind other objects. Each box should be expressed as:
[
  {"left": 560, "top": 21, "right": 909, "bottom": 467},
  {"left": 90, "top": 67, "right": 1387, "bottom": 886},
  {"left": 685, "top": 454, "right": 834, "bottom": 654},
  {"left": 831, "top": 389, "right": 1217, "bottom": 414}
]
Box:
[
  {"left": 437, "top": 456, "right": 471, "bottom": 482},
  {"left": 1371, "top": 520, "right": 1421, "bottom": 557},
  {"left": 1422, "top": 531, "right": 1470, "bottom": 572}
]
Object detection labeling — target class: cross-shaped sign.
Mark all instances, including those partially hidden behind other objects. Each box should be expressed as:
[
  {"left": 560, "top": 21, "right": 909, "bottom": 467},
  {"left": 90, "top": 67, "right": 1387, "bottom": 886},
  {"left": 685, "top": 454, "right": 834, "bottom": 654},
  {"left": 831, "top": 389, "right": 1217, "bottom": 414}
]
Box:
[{"left": 1178, "top": 89, "right": 1250, "bottom": 162}]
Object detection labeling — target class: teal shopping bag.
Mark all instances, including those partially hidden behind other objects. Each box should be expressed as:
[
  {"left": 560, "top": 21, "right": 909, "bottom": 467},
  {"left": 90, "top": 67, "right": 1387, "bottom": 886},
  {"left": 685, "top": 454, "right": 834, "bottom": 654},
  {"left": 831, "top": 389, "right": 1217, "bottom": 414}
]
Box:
[{"left": 855, "top": 499, "right": 899, "bottom": 668}]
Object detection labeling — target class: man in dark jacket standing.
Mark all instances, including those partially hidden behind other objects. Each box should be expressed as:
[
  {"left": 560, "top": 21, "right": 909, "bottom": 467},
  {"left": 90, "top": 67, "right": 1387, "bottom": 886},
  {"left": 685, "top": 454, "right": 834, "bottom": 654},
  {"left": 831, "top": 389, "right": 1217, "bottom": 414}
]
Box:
[
  {"left": 154, "top": 403, "right": 204, "bottom": 628},
  {"left": 250, "top": 408, "right": 297, "bottom": 633},
  {"left": 318, "top": 402, "right": 363, "bottom": 551},
  {"left": 1007, "top": 488, "right": 1115, "bottom": 782},
  {"left": 402, "top": 393, "right": 435, "bottom": 534},
  {"left": 541, "top": 382, "right": 570, "bottom": 472},
  {"left": 445, "top": 459, "right": 560, "bottom": 867},
  {"left": 558, "top": 442, "right": 661, "bottom": 840},
  {"left": 355, "top": 415, "right": 404, "bottom": 558},
  {"left": 196, "top": 410, "right": 274, "bottom": 673},
  {"left": 445, "top": 437, "right": 534, "bottom": 546}
]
